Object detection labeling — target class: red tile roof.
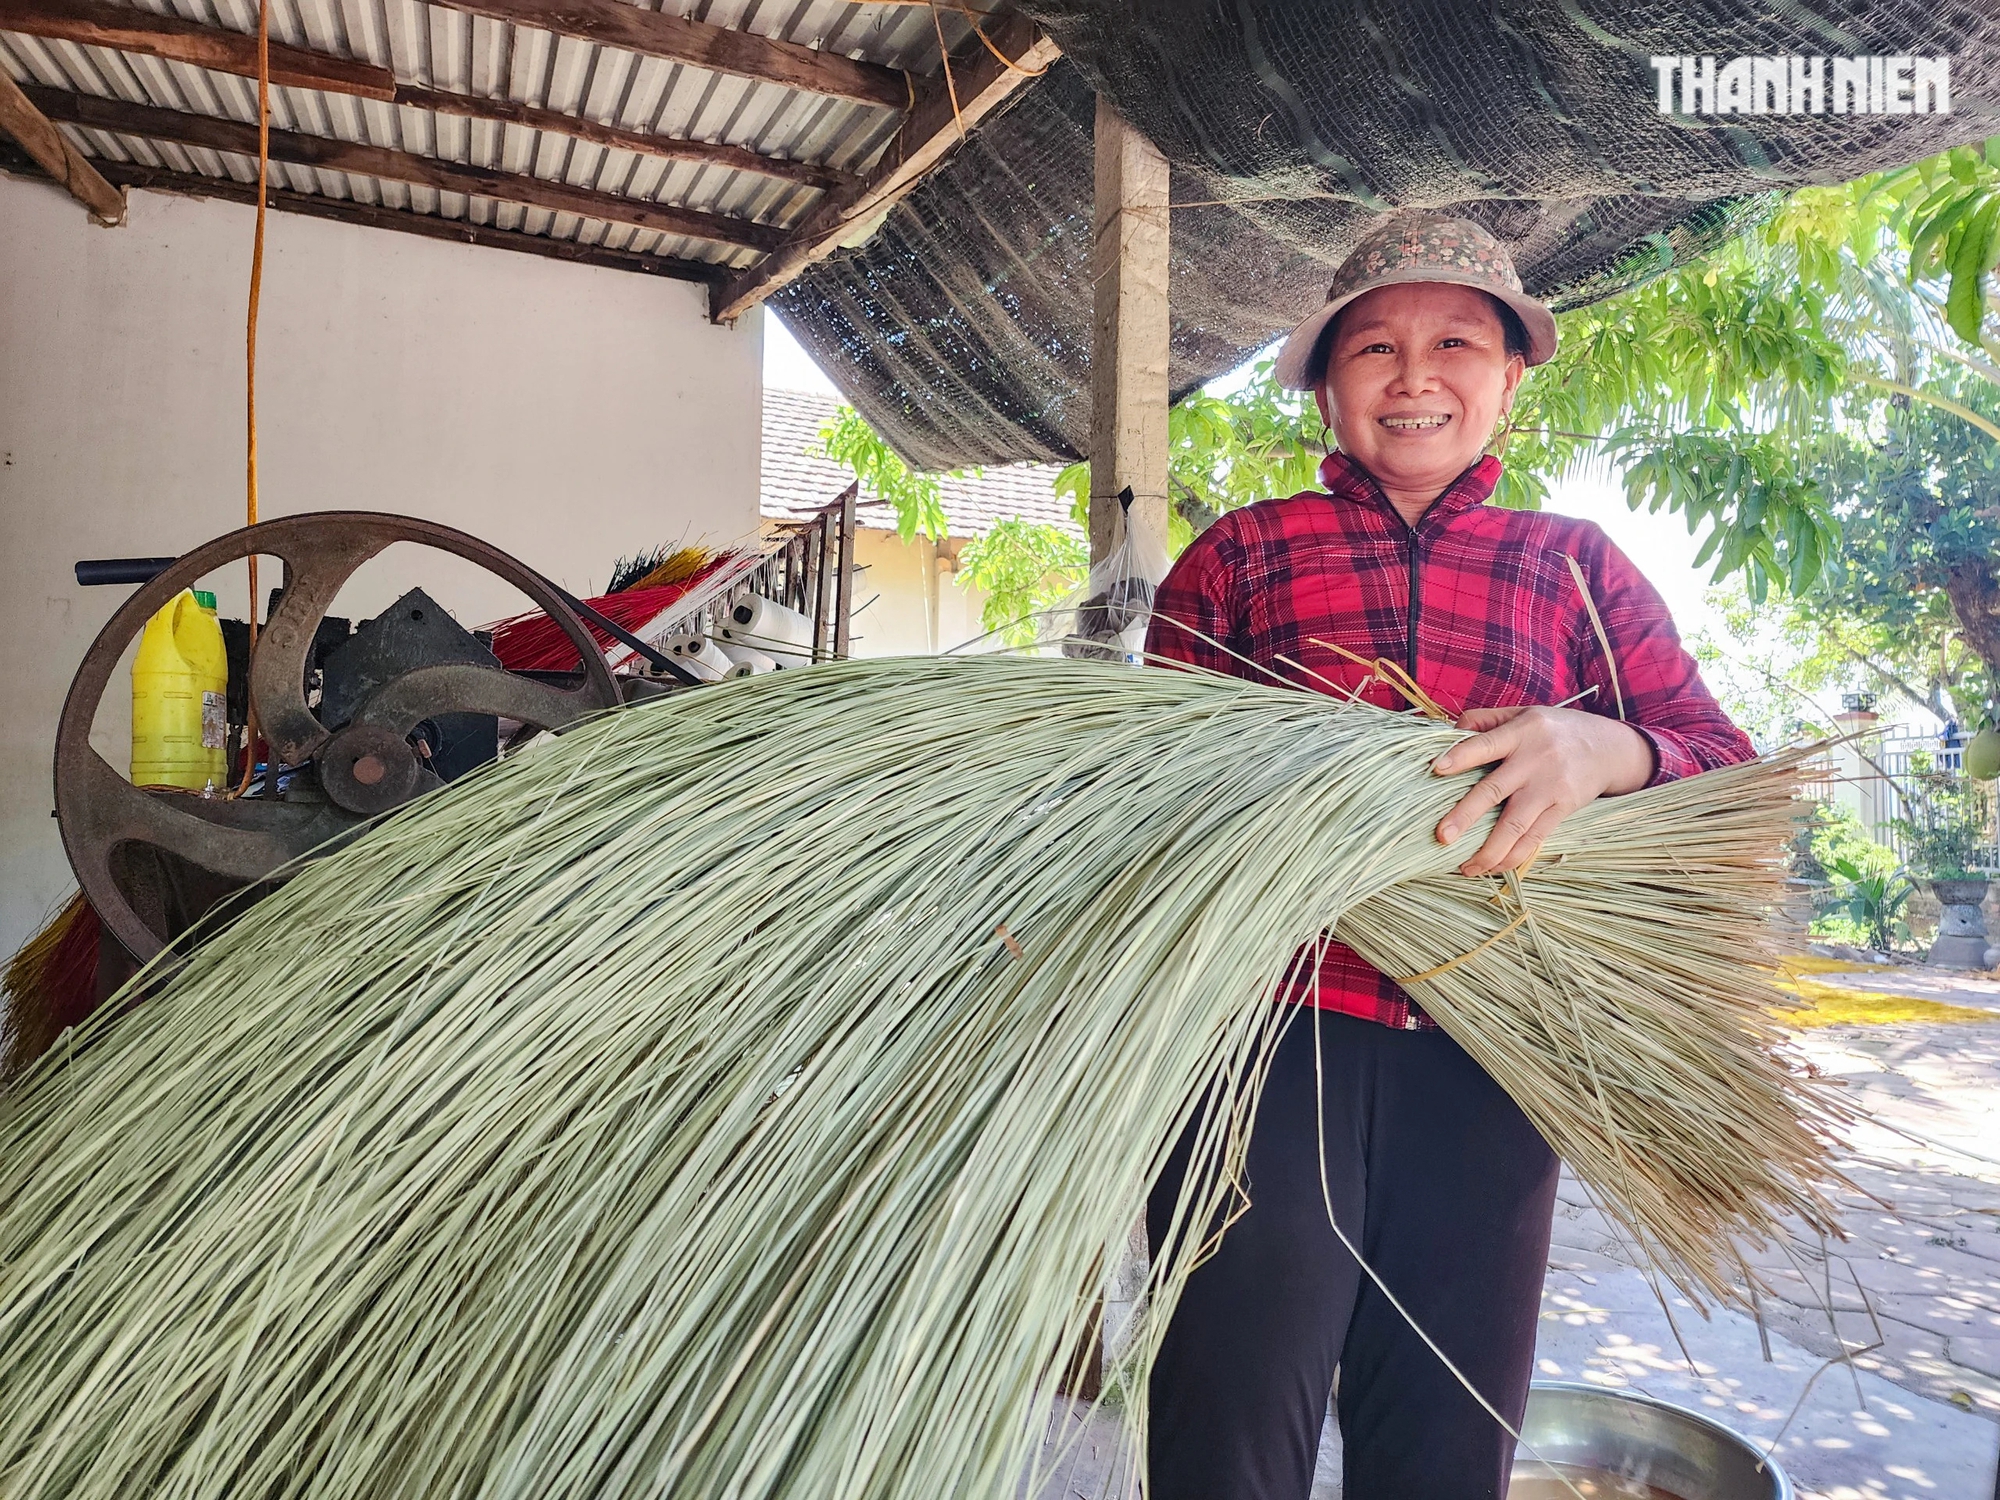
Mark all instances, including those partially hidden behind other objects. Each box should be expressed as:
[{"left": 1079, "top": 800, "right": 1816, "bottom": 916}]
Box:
[{"left": 762, "top": 388, "right": 1078, "bottom": 539}]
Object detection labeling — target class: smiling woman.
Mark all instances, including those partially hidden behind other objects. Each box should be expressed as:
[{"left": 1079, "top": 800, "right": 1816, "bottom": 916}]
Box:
[
  {"left": 1140, "top": 209, "right": 1758, "bottom": 1500},
  {"left": 1316, "top": 282, "right": 1528, "bottom": 520}
]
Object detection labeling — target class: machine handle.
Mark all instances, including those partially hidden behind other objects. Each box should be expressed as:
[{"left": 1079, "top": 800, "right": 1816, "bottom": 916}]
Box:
[{"left": 76, "top": 557, "right": 178, "bottom": 586}]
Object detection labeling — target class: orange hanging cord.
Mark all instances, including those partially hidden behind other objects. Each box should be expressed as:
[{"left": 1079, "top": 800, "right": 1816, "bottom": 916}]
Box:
[
  {"left": 926, "top": 2, "right": 963, "bottom": 139},
  {"left": 233, "top": 0, "right": 271, "bottom": 797},
  {"left": 247, "top": 0, "right": 267, "bottom": 536}
]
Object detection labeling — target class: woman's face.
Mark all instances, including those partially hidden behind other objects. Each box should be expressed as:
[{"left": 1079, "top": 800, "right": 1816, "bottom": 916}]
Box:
[{"left": 1315, "top": 282, "right": 1526, "bottom": 511}]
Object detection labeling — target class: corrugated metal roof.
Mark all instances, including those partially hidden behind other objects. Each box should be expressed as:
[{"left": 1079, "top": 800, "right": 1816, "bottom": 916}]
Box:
[
  {"left": 2, "top": 0, "right": 1004, "bottom": 267},
  {"left": 763, "top": 386, "right": 1074, "bottom": 538}
]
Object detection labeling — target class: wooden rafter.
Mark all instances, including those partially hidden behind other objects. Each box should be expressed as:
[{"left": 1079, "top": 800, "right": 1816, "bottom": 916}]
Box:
[
  {"left": 0, "top": 65, "right": 120, "bottom": 220},
  {"left": 0, "top": 0, "right": 859, "bottom": 190},
  {"left": 0, "top": 0, "right": 1062, "bottom": 302},
  {"left": 24, "top": 84, "right": 786, "bottom": 252},
  {"left": 0, "top": 139, "right": 721, "bottom": 278},
  {"left": 426, "top": 0, "right": 912, "bottom": 111},
  {"left": 709, "top": 13, "right": 1058, "bottom": 323},
  {"left": 0, "top": 0, "right": 396, "bottom": 99}
]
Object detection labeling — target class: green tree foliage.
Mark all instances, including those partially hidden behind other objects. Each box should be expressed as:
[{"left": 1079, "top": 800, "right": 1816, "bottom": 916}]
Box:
[
  {"left": 1496, "top": 239, "right": 1847, "bottom": 602},
  {"left": 1691, "top": 568, "right": 1968, "bottom": 746},
  {"left": 1683, "top": 583, "right": 1844, "bottom": 748},
  {"left": 812, "top": 406, "right": 956, "bottom": 542},
  {"left": 1502, "top": 146, "right": 2000, "bottom": 715},
  {"left": 1879, "top": 138, "right": 2000, "bottom": 343},
  {"left": 955, "top": 519, "right": 1090, "bottom": 646},
  {"left": 1693, "top": 390, "right": 2000, "bottom": 731},
  {"left": 1052, "top": 362, "right": 1323, "bottom": 547},
  {"left": 1675, "top": 220, "right": 2000, "bottom": 729},
  {"left": 813, "top": 407, "right": 1091, "bottom": 639},
  {"left": 1794, "top": 389, "right": 2000, "bottom": 724}
]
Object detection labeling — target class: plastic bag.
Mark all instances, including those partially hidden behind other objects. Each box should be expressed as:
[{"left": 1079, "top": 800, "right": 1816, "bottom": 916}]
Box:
[{"left": 1039, "top": 488, "right": 1170, "bottom": 665}]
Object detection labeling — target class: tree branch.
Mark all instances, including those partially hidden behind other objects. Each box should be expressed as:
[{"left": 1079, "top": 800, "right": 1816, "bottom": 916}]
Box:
[
  {"left": 1820, "top": 621, "right": 1949, "bottom": 719},
  {"left": 1830, "top": 312, "right": 2000, "bottom": 393},
  {"left": 1850, "top": 373, "right": 2000, "bottom": 443}
]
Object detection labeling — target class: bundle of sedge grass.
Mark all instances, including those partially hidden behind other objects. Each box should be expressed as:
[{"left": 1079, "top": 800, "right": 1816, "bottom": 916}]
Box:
[{"left": 0, "top": 655, "right": 1844, "bottom": 1500}]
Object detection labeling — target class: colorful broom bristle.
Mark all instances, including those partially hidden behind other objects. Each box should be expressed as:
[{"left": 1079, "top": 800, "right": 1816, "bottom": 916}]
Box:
[
  {"left": 626, "top": 546, "right": 714, "bottom": 592},
  {"left": 485, "top": 551, "right": 736, "bottom": 673},
  {"left": 1, "top": 892, "right": 100, "bottom": 1083}
]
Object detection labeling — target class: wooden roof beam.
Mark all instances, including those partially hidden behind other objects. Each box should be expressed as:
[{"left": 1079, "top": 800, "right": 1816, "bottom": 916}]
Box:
[
  {"left": 0, "top": 139, "right": 720, "bottom": 279},
  {"left": 23, "top": 83, "right": 786, "bottom": 252},
  {"left": 426, "top": 0, "right": 912, "bottom": 111},
  {"left": 0, "top": 0, "right": 860, "bottom": 191},
  {"left": 710, "top": 13, "right": 1057, "bottom": 324},
  {"left": 0, "top": 65, "right": 122, "bottom": 221},
  {"left": 0, "top": 0, "right": 396, "bottom": 99}
]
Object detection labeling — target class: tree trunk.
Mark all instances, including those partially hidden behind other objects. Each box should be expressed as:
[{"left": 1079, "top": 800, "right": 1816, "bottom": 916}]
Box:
[{"left": 1943, "top": 556, "right": 2000, "bottom": 701}]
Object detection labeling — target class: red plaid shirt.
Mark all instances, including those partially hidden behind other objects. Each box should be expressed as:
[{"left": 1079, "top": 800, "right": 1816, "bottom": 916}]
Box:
[{"left": 1146, "top": 450, "right": 1756, "bottom": 1030}]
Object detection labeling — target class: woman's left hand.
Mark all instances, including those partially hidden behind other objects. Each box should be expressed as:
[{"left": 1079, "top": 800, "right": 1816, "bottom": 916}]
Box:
[{"left": 1430, "top": 705, "right": 1656, "bottom": 876}]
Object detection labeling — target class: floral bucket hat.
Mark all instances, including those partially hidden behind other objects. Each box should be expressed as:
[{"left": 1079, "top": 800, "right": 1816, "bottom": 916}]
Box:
[{"left": 1273, "top": 209, "right": 1559, "bottom": 390}]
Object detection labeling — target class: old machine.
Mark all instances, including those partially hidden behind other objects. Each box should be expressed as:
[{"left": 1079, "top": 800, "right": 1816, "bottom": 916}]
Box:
[{"left": 52, "top": 498, "right": 856, "bottom": 990}]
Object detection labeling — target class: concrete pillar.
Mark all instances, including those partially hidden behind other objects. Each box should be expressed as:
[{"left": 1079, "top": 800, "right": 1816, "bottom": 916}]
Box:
[
  {"left": 1088, "top": 96, "right": 1171, "bottom": 570},
  {"left": 1831, "top": 704, "right": 1886, "bottom": 839}
]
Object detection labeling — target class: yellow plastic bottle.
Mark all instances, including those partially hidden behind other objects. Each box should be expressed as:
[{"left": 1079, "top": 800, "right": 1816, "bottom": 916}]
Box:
[{"left": 131, "top": 588, "right": 228, "bottom": 791}]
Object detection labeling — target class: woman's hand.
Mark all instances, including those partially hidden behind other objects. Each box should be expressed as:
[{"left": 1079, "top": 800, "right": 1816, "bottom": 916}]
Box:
[{"left": 1430, "top": 705, "right": 1655, "bottom": 876}]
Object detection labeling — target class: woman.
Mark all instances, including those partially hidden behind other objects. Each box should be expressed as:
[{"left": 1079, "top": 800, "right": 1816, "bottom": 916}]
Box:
[{"left": 1142, "top": 211, "right": 1754, "bottom": 1499}]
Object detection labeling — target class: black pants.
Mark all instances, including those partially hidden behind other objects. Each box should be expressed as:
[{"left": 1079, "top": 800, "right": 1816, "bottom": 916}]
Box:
[{"left": 1146, "top": 1009, "right": 1559, "bottom": 1500}]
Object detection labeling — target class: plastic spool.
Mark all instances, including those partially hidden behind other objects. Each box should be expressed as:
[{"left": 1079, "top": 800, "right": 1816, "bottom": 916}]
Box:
[
  {"left": 653, "top": 633, "right": 725, "bottom": 681},
  {"left": 715, "top": 641, "right": 780, "bottom": 675},
  {"left": 722, "top": 595, "right": 814, "bottom": 667}
]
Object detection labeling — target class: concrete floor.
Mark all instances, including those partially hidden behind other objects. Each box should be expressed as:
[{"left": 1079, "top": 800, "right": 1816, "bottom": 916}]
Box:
[
  {"left": 1533, "top": 1172, "right": 2000, "bottom": 1499},
  {"left": 1029, "top": 967, "right": 2000, "bottom": 1499}
]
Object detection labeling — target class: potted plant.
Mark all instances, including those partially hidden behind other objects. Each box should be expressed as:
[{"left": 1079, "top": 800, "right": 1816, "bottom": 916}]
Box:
[{"left": 1894, "top": 752, "right": 1994, "bottom": 968}]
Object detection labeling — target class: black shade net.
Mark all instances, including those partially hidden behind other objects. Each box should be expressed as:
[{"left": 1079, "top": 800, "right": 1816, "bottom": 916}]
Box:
[{"left": 775, "top": 1, "right": 2000, "bottom": 472}]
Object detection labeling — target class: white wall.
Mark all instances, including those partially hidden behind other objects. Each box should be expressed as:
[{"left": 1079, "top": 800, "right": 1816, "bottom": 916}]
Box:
[
  {"left": 0, "top": 174, "right": 763, "bottom": 955},
  {"left": 846, "top": 530, "right": 988, "bottom": 658}
]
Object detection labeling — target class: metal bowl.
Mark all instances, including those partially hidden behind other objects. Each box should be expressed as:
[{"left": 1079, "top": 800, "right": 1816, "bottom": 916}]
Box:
[{"left": 1511, "top": 1383, "right": 1793, "bottom": 1500}]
